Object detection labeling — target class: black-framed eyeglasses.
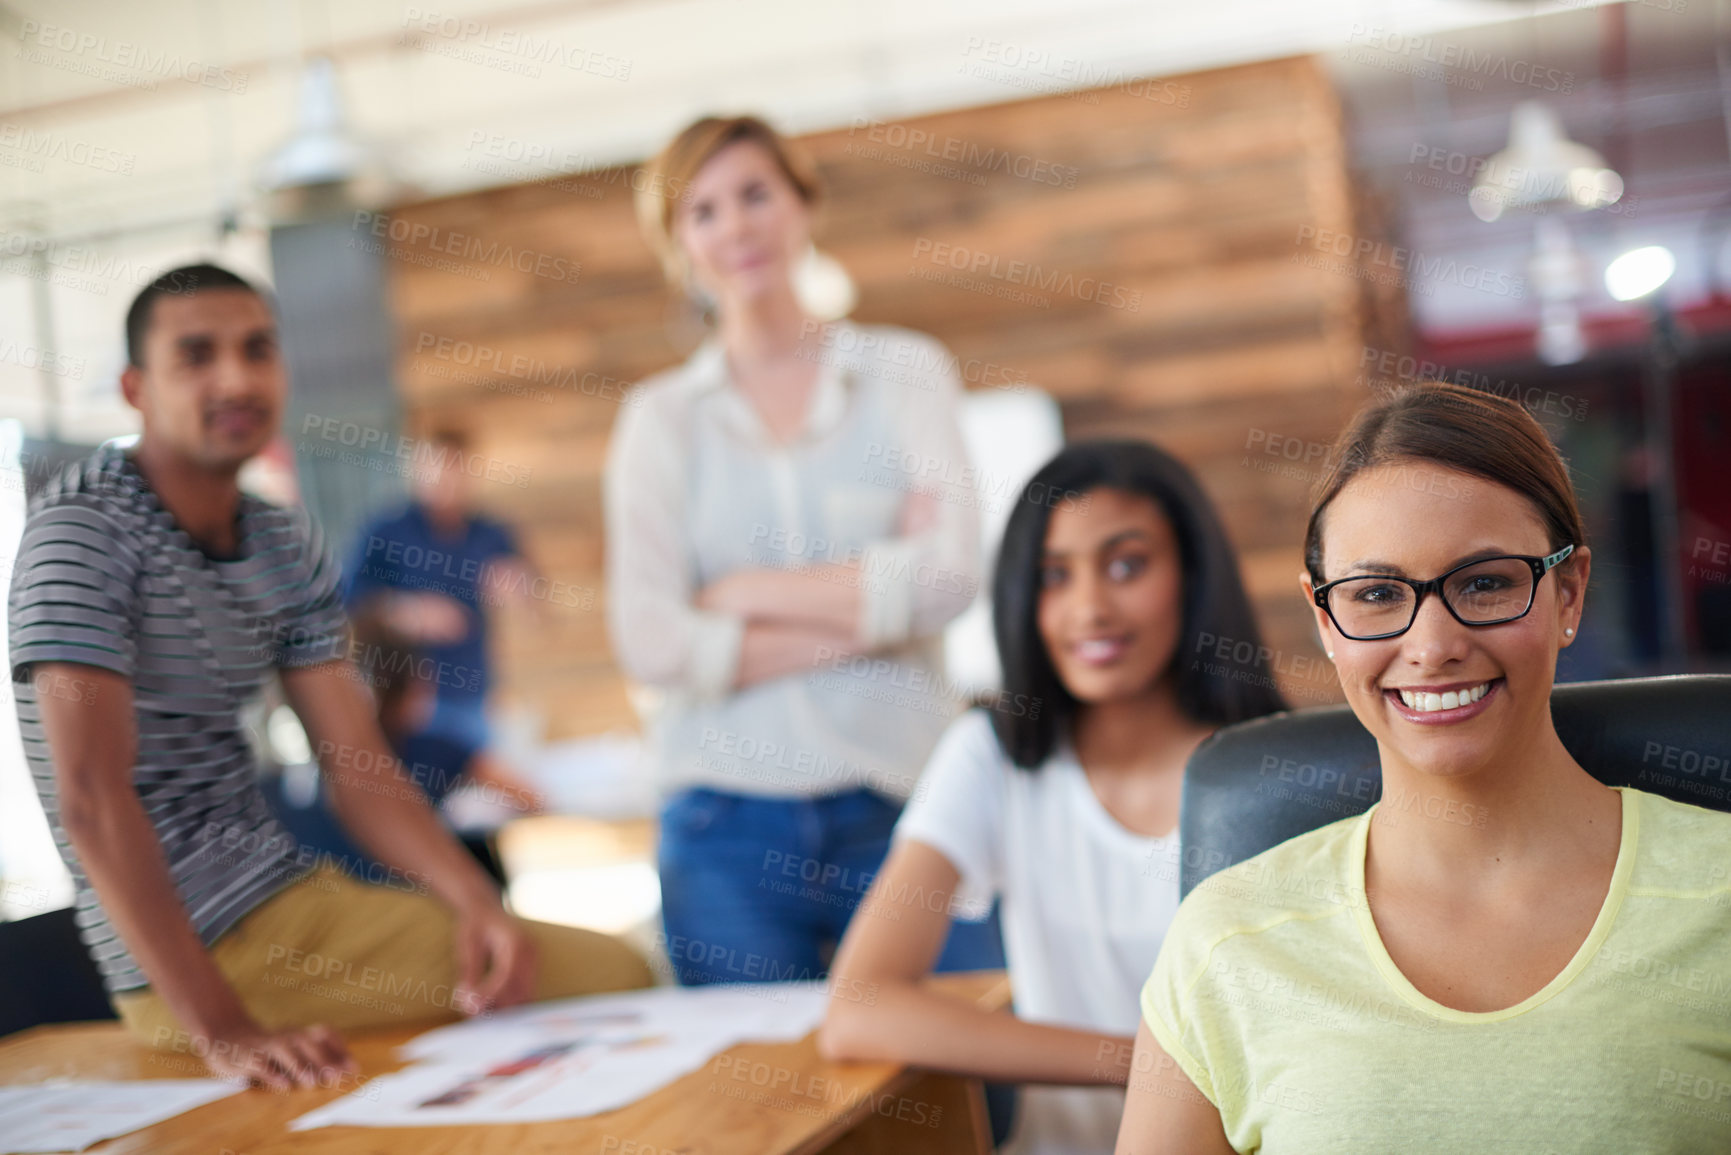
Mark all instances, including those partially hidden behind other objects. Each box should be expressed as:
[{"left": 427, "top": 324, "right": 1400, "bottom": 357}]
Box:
[{"left": 1313, "top": 545, "right": 1575, "bottom": 641}]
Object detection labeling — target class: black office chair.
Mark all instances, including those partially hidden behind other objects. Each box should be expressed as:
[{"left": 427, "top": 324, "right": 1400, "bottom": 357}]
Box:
[
  {"left": 1179, "top": 675, "right": 1731, "bottom": 897},
  {"left": 0, "top": 905, "right": 115, "bottom": 1037}
]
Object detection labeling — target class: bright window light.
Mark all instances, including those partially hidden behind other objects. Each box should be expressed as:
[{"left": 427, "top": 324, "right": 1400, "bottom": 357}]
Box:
[{"left": 0, "top": 419, "right": 76, "bottom": 919}]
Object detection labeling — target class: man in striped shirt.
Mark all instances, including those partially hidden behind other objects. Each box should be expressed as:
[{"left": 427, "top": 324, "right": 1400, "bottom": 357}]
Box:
[{"left": 8, "top": 264, "right": 648, "bottom": 1089}]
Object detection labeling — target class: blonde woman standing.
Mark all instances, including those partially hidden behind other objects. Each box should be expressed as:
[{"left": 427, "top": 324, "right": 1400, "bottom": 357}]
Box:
[{"left": 605, "top": 117, "right": 1003, "bottom": 985}]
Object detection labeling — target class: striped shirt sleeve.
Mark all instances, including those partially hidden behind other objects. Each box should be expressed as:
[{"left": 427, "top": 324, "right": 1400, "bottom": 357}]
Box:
[
  {"left": 8, "top": 496, "right": 141, "bottom": 682},
  {"left": 274, "top": 512, "right": 350, "bottom": 669}
]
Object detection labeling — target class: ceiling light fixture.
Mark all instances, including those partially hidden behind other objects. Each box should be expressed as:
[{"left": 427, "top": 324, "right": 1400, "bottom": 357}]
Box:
[{"left": 1469, "top": 102, "right": 1623, "bottom": 223}]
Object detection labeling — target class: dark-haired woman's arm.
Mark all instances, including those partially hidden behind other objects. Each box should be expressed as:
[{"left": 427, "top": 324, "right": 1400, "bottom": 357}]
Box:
[{"left": 820, "top": 839, "right": 1133, "bottom": 1085}]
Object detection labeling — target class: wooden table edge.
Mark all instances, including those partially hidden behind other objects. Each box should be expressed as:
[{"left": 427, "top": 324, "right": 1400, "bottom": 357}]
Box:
[
  {"left": 777, "top": 970, "right": 1011, "bottom": 1155},
  {"left": 0, "top": 970, "right": 1013, "bottom": 1154}
]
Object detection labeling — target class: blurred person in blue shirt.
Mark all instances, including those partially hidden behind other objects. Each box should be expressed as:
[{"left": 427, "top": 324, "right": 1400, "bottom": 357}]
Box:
[{"left": 343, "top": 426, "right": 532, "bottom": 751}]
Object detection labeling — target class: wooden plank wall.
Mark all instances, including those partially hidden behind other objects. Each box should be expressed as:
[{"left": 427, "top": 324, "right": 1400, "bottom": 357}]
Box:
[{"left": 381, "top": 55, "right": 1380, "bottom": 739}]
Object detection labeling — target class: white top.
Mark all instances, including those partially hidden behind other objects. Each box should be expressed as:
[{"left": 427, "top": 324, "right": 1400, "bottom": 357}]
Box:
[
  {"left": 603, "top": 321, "right": 982, "bottom": 799},
  {"left": 895, "top": 710, "right": 1184, "bottom": 1155}
]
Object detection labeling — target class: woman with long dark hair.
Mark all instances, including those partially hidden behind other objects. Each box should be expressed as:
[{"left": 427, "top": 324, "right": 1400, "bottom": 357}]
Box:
[{"left": 822, "top": 439, "right": 1284, "bottom": 1155}]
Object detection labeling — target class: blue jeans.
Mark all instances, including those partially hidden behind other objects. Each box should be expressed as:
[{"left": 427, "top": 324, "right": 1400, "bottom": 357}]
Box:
[{"left": 657, "top": 787, "right": 1005, "bottom": 985}]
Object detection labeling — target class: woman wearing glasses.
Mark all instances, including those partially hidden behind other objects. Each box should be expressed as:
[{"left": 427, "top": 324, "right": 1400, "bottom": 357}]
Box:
[{"left": 1119, "top": 382, "right": 1731, "bottom": 1153}]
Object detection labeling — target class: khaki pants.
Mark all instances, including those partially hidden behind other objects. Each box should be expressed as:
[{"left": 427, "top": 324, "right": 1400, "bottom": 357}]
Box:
[{"left": 113, "top": 864, "right": 653, "bottom": 1046}]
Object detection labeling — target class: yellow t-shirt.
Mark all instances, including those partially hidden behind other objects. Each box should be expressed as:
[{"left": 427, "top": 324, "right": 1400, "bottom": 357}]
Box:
[{"left": 1141, "top": 787, "right": 1731, "bottom": 1153}]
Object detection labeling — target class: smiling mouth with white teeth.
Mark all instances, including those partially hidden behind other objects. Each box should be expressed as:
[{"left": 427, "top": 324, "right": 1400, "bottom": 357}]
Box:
[
  {"left": 1072, "top": 635, "right": 1130, "bottom": 666},
  {"left": 1393, "top": 681, "right": 1494, "bottom": 713}
]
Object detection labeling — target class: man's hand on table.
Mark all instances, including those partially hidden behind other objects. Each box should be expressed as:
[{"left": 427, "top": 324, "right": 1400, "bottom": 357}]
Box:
[{"left": 192, "top": 1014, "right": 357, "bottom": 1091}]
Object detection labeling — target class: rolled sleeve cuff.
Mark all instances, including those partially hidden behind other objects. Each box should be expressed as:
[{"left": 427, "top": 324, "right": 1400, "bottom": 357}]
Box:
[
  {"left": 687, "top": 609, "right": 746, "bottom": 703},
  {"left": 857, "top": 540, "right": 918, "bottom": 650},
  {"left": 278, "top": 633, "right": 349, "bottom": 669},
  {"left": 10, "top": 639, "right": 134, "bottom": 685}
]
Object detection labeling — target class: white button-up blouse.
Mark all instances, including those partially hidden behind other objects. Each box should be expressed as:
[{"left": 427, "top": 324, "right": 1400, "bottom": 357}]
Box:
[{"left": 603, "top": 321, "right": 983, "bottom": 800}]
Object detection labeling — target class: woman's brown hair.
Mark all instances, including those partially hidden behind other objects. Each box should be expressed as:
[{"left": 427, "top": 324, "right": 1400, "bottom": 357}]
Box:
[
  {"left": 635, "top": 115, "right": 821, "bottom": 283},
  {"left": 1303, "top": 382, "right": 1586, "bottom": 583}
]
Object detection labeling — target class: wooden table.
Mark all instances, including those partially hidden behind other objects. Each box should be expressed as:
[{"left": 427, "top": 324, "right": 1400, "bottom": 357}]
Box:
[{"left": 0, "top": 972, "right": 1010, "bottom": 1155}]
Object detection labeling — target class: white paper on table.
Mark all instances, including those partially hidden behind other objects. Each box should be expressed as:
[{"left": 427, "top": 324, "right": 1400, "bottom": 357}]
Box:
[
  {"left": 290, "top": 1023, "right": 745, "bottom": 1128},
  {"left": 401, "top": 981, "right": 830, "bottom": 1062},
  {"left": 291, "top": 982, "right": 832, "bottom": 1130},
  {"left": 0, "top": 1079, "right": 240, "bottom": 1153}
]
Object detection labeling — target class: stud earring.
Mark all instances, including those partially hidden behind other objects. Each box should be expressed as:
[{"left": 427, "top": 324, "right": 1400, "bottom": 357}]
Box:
[
  {"left": 1326, "top": 651, "right": 1335, "bottom": 659},
  {"left": 1564, "top": 627, "right": 1575, "bottom": 637}
]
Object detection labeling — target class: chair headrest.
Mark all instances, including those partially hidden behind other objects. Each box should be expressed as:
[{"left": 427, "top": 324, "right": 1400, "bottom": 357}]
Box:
[{"left": 1179, "top": 675, "right": 1731, "bottom": 897}]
